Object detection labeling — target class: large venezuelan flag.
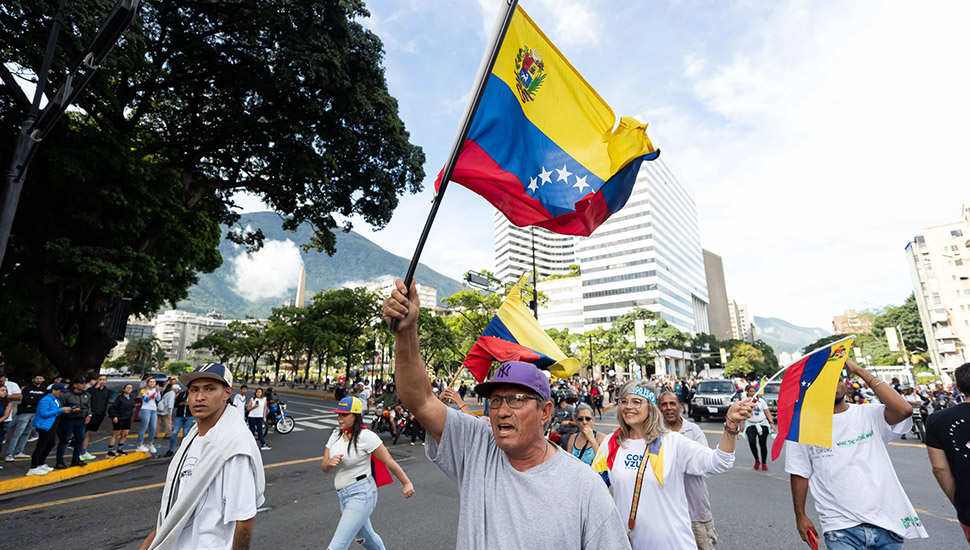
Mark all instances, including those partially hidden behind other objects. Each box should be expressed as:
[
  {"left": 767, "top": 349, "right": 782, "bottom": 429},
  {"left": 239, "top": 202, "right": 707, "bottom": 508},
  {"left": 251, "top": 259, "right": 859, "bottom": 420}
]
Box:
[
  {"left": 463, "top": 281, "right": 580, "bottom": 382},
  {"left": 771, "top": 336, "right": 856, "bottom": 461},
  {"left": 435, "top": 7, "right": 659, "bottom": 237}
]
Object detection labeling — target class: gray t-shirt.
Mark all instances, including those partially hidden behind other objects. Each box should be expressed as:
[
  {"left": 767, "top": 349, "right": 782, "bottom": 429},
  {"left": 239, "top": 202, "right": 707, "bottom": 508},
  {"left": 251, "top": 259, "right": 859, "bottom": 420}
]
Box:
[
  {"left": 427, "top": 407, "right": 631, "bottom": 550},
  {"left": 676, "top": 420, "right": 714, "bottom": 523}
]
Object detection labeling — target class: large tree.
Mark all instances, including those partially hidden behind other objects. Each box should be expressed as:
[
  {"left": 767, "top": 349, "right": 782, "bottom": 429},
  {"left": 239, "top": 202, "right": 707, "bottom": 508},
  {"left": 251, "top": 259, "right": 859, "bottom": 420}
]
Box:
[{"left": 0, "top": 0, "right": 425, "bottom": 377}]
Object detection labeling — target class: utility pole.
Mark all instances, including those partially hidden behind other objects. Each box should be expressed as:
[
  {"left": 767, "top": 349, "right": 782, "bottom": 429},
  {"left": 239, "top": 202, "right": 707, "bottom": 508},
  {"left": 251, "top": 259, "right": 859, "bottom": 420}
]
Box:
[{"left": 530, "top": 226, "right": 538, "bottom": 319}]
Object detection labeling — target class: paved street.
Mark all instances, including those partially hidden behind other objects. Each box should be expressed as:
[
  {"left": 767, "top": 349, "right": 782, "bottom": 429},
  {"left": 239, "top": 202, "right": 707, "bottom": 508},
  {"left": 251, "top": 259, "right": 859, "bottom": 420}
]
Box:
[{"left": 0, "top": 392, "right": 964, "bottom": 549}]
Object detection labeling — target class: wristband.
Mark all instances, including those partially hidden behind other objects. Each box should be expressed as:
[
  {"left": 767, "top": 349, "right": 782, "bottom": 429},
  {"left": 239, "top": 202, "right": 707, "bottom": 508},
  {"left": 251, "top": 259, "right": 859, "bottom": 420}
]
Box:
[
  {"left": 871, "top": 380, "right": 885, "bottom": 391},
  {"left": 723, "top": 422, "right": 740, "bottom": 435}
]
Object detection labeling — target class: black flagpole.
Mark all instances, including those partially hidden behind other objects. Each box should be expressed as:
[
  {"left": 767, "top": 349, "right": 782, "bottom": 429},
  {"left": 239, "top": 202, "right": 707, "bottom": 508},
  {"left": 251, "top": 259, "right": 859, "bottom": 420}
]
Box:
[{"left": 391, "top": 0, "right": 519, "bottom": 332}]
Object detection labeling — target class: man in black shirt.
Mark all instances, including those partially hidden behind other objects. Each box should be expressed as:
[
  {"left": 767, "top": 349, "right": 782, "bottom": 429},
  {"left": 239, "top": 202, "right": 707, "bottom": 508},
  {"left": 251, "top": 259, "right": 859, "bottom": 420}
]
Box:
[
  {"left": 81, "top": 374, "right": 110, "bottom": 460},
  {"left": 925, "top": 362, "right": 970, "bottom": 545}
]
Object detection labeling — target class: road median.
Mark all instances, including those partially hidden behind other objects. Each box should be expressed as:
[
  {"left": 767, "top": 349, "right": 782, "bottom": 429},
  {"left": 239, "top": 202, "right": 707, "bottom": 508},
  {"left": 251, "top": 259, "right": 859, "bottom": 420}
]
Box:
[{"left": 0, "top": 451, "right": 150, "bottom": 496}]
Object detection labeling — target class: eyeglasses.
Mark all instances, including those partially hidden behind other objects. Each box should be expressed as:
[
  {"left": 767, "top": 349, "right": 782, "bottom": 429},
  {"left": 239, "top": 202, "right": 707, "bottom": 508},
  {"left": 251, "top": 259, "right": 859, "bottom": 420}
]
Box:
[
  {"left": 576, "top": 416, "right": 593, "bottom": 421},
  {"left": 488, "top": 393, "right": 540, "bottom": 409},
  {"left": 619, "top": 398, "right": 647, "bottom": 409}
]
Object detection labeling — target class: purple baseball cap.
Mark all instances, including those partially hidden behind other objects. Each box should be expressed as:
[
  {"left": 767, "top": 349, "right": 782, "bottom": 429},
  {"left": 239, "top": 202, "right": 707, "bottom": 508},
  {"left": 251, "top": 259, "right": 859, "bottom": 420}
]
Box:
[{"left": 474, "top": 361, "right": 551, "bottom": 402}]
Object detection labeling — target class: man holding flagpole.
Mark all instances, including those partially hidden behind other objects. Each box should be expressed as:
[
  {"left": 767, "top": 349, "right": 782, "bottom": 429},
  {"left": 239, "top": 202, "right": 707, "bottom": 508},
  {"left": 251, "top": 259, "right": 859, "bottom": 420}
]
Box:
[
  {"left": 786, "top": 358, "right": 927, "bottom": 548},
  {"left": 383, "top": 279, "right": 631, "bottom": 549}
]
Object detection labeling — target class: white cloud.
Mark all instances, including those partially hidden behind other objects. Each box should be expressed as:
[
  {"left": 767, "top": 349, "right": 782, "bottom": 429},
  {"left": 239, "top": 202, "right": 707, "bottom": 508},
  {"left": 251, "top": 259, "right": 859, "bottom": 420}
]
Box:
[
  {"left": 649, "top": 0, "right": 970, "bottom": 327},
  {"left": 477, "top": 0, "right": 603, "bottom": 47},
  {"left": 227, "top": 239, "right": 305, "bottom": 302}
]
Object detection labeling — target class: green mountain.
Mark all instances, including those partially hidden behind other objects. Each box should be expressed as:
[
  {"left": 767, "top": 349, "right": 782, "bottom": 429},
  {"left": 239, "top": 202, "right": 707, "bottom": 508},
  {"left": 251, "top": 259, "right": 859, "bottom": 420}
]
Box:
[
  {"left": 753, "top": 316, "right": 831, "bottom": 355},
  {"left": 176, "top": 211, "right": 464, "bottom": 318}
]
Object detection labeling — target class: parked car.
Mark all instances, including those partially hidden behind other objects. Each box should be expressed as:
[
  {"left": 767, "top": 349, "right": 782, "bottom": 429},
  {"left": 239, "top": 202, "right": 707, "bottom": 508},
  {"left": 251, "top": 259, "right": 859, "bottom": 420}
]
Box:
[
  {"left": 762, "top": 382, "right": 782, "bottom": 415},
  {"left": 691, "top": 379, "right": 740, "bottom": 422}
]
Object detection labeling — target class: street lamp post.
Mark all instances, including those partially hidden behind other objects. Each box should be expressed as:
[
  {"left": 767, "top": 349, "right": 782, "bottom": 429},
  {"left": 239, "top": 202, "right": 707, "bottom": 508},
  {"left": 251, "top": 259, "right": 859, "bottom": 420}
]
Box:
[{"left": 0, "top": 0, "right": 141, "bottom": 270}]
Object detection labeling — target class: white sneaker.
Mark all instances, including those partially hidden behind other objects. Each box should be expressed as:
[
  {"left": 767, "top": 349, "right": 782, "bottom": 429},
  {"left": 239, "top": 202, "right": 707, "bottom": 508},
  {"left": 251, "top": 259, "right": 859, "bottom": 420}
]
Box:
[
  {"left": 4, "top": 455, "right": 13, "bottom": 462},
  {"left": 80, "top": 452, "right": 96, "bottom": 461},
  {"left": 260, "top": 445, "right": 272, "bottom": 451},
  {"left": 14, "top": 452, "right": 30, "bottom": 458},
  {"left": 149, "top": 445, "right": 157, "bottom": 454},
  {"left": 26, "top": 467, "right": 41, "bottom": 476},
  {"left": 27, "top": 436, "right": 38, "bottom": 442},
  {"left": 40, "top": 465, "right": 53, "bottom": 472},
  {"left": 135, "top": 445, "right": 149, "bottom": 452}
]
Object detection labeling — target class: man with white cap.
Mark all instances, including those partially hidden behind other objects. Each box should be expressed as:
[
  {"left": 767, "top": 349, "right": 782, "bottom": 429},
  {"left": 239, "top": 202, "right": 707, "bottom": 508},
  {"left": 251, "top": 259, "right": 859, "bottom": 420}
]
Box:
[
  {"left": 138, "top": 362, "right": 265, "bottom": 550},
  {"left": 383, "top": 279, "right": 631, "bottom": 549}
]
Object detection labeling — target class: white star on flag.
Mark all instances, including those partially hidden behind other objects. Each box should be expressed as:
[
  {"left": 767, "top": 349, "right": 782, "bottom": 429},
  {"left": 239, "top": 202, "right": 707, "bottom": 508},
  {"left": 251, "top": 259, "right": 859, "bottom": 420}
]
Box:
[
  {"left": 538, "top": 167, "right": 552, "bottom": 185},
  {"left": 528, "top": 177, "right": 539, "bottom": 193},
  {"left": 573, "top": 174, "right": 590, "bottom": 193},
  {"left": 556, "top": 165, "right": 572, "bottom": 183}
]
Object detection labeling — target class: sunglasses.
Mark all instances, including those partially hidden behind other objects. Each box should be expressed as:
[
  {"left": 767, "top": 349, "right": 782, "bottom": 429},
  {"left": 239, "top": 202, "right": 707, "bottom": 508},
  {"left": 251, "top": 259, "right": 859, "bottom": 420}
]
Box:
[{"left": 576, "top": 416, "right": 593, "bottom": 421}]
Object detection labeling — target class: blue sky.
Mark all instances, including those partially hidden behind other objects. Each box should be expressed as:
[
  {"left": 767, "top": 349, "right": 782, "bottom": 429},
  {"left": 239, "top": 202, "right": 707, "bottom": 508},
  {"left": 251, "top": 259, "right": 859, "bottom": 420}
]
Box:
[{"left": 236, "top": 0, "right": 970, "bottom": 330}]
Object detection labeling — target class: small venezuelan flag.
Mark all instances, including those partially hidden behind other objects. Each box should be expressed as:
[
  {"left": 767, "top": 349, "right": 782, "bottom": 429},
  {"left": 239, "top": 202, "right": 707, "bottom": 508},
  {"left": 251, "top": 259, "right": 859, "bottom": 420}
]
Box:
[
  {"left": 750, "top": 376, "right": 768, "bottom": 396},
  {"left": 771, "top": 336, "right": 856, "bottom": 461},
  {"left": 435, "top": 6, "right": 659, "bottom": 237},
  {"left": 463, "top": 279, "right": 580, "bottom": 382}
]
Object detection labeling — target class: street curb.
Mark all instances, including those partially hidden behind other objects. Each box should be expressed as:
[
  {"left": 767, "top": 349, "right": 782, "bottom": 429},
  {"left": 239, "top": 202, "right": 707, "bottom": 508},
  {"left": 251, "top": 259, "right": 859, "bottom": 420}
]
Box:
[{"left": 0, "top": 452, "right": 150, "bottom": 495}]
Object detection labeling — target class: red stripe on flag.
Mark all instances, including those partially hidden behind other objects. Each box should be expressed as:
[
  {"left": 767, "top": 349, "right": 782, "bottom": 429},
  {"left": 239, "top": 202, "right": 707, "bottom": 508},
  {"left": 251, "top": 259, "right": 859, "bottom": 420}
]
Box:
[
  {"left": 771, "top": 357, "right": 808, "bottom": 461},
  {"left": 463, "top": 335, "right": 543, "bottom": 382}
]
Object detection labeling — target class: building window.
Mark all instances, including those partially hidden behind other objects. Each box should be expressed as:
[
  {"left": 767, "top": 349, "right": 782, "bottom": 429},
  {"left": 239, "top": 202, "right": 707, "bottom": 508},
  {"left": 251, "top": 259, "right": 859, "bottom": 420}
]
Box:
[
  {"left": 952, "top": 229, "right": 964, "bottom": 237},
  {"left": 957, "top": 259, "right": 964, "bottom": 266}
]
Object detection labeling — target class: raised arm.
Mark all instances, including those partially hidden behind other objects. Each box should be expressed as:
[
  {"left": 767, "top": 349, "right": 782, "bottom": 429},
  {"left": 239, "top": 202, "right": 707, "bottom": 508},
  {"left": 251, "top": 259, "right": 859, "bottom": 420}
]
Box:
[
  {"left": 383, "top": 279, "right": 448, "bottom": 442},
  {"left": 846, "top": 359, "right": 912, "bottom": 425}
]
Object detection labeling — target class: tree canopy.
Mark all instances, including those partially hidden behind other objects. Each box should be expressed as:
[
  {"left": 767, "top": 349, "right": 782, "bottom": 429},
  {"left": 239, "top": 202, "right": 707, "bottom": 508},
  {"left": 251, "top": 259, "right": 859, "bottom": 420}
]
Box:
[{"left": 0, "top": 0, "right": 424, "bottom": 377}]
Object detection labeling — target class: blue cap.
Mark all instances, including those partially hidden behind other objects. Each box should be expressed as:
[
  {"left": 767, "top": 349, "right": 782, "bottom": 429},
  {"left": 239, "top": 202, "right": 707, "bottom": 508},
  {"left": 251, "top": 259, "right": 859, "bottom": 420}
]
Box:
[
  {"left": 179, "top": 362, "right": 233, "bottom": 387},
  {"left": 51, "top": 382, "right": 68, "bottom": 391}
]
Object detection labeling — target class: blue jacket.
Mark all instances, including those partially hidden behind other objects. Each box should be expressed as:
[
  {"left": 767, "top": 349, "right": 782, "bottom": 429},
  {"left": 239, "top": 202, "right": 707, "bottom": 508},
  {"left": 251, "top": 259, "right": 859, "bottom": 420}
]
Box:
[{"left": 33, "top": 394, "right": 62, "bottom": 431}]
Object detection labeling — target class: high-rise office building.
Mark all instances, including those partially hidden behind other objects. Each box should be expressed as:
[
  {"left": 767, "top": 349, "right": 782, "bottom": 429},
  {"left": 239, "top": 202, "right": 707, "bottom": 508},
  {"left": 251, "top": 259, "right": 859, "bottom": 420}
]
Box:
[
  {"left": 728, "top": 298, "right": 755, "bottom": 343},
  {"left": 703, "top": 249, "right": 732, "bottom": 341},
  {"left": 577, "top": 156, "right": 709, "bottom": 335},
  {"left": 494, "top": 211, "right": 578, "bottom": 284},
  {"left": 904, "top": 206, "right": 970, "bottom": 373},
  {"left": 832, "top": 309, "right": 874, "bottom": 335}
]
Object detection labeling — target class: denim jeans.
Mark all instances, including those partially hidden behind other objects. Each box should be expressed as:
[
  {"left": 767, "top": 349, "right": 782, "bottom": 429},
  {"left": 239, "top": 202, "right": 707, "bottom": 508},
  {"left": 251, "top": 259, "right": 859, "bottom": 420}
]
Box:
[
  {"left": 138, "top": 409, "right": 157, "bottom": 446},
  {"left": 328, "top": 477, "right": 385, "bottom": 550},
  {"left": 168, "top": 416, "right": 195, "bottom": 453},
  {"left": 56, "top": 417, "right": 86, "bottom": 464},
  {"left": 248, "top": 417, "right": 266, "bottom": 447},
  {"left": 824, "top": 524, "right": 905, "bottom": 550},
  {"left": 6, "top": 413, "right": 35, "bottom": 455}
]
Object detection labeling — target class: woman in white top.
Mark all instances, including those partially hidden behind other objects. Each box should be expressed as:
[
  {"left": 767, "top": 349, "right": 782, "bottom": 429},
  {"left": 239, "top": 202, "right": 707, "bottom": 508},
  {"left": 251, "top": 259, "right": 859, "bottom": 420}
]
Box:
[
  {"left": 593, "top": 380, "right": 753, "bottom": 549},
  {"left": 246, "top": 387, "right": 271, "bottom": 450},
  {"left": 322, "top": 397, "right": 414, "bottom": 550},
  {"left": 136, "top": 378, "right": 161, "bottom": 453},
  {"left": 742, "top": 383, "right": 776, "bottom": 471}
]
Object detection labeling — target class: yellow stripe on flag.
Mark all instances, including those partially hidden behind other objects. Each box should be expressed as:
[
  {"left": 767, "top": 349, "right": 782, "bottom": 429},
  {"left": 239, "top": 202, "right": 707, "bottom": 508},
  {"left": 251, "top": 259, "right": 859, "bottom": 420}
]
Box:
[
  {"left": 491, "top": 7, "right": 655, "bottom": 182},
  {"left": 496, "top": 283, "right": 580, "bottom": 378}
]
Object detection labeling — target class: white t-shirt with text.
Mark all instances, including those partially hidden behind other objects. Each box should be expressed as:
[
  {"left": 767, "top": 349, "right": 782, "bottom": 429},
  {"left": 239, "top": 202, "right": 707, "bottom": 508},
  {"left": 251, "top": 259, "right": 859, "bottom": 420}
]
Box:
[
  {"left": 326, "top": 429, "right": 382, "bottom": 490},
  {"left": 748, "top": 397, "right": 769, "bottom": 423},
  {"left": 174, "top": 437, "right": 259, "bottom": 549},
  {"left": 785, "top": 403, "right": 927, "bottom": 539}
]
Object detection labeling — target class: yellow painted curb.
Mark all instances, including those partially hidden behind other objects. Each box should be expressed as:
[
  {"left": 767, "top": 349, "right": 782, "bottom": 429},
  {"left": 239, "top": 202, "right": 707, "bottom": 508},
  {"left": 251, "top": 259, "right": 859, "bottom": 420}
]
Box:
[{"left": 0, "top": 452, "right": 150, "bottom": 495}]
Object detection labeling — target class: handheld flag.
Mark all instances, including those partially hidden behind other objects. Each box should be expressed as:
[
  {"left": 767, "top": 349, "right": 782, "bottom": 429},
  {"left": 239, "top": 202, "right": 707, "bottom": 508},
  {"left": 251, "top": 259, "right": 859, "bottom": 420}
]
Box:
[
  {"left": 771, "top": 336, "right": 856, "bottom": 461},
  {"left": 463, "top": 279, "right": 580, "bottom": 382},
  {"left": 434, "top": 6, "right": 659, "bottom": 237},
  {"left": 751, "top": 376, "right": 768, "bottom": 396}
]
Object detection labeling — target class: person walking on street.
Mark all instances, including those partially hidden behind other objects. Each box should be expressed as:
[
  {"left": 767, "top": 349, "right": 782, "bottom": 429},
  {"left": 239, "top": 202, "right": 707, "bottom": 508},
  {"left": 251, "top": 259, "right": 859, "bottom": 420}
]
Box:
[
  {"left": 925, "top": 362, "right": 970, "bottom": 545},
  {"left": 742, "top": 383, "right": 775, "bottom": 471},
  {"left": 27, "top": 383, "right": 71, "bottom": 476},
  {"left": 787, "top": 359, "right": 928, "bottom": 549},
  {"left": 246, "top": 388, "right": 271, "bottom": 451},
  {"left": 156, "top": 378, "right": 177, "bottom": 442},
  {"left": 0, "top": 386, "right": 11, "bottom": 469},
  {"left": 321, "top": 396, "right": 414, "bottom": 550},
  {"left": 566, "top": 403, "right": 606, "bottom": 466},
  {"left": 595, "top": 381, "right": 752, "bottom": 549},
  {"left": 166, "top": 386, "right": 194, "bottom": 458},
  {"left": 233, "top": 385, "right": 248, "bottom": 420},
  {"left": 137, "top": 377, "right": 161, "bottom": 454},
  {"left": 56, "top": 378, "right": 91, "bottom": 469},
  {"left": 659, "top": 391, "right": 719, "bottom": 550},
  {"left": 4, "top": 374, "right": 44, "bottom": 462},
  {"left": 138, "top": 363, "right": 264, "bottom": 550},
  {"left": 383, "top": 279, "right": 632, "bottom": 549},
  {"left": 81, "top": 374, "right": 109, "bottom": 461},
  {"left": 107, "top": 384, "right": 135, "bottom": 457}
]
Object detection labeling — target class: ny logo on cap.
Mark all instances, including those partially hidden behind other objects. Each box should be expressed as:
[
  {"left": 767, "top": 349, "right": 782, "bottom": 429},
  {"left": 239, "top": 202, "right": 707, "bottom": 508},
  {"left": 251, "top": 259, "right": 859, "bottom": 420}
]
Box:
[{"left": 496, "top": 364, "right": 512, "bottom": 378}]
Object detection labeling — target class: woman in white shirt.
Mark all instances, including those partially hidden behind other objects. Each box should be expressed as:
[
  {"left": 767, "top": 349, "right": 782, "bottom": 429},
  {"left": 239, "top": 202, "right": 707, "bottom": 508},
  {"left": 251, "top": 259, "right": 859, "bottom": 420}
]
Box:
[
  {"left": 246, "top": 387, "right": 271, "bottom": 450},
  {"left": 136, "top": 378, "right": 161, "bottom": 453},
  {"left": 322, "top": 397, "right": 414, "bottom": 550},
  {"left": 593, "top": 380, "right": 753, "bottom": 549},
  {"left": 742, "top": 383, "right": 776, "bottom": 471}
]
